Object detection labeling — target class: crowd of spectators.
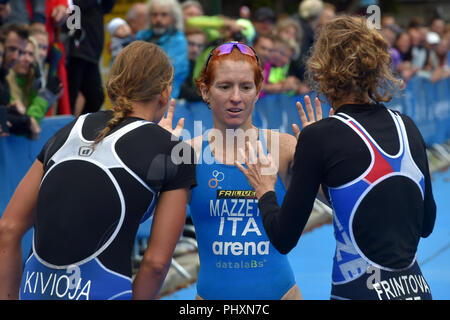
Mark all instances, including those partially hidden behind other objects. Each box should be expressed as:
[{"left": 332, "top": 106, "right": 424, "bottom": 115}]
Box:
[
  {"left": 380, "top": 14, "right": 450, "bottom": 84},
  {"left": 0, "top": 0, "right": 449, "bottom": 140}
]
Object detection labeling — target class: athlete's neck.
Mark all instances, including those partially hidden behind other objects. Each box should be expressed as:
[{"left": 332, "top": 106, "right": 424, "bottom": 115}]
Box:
[
  {"left": 128, "top": 101, "right": 159, "bottom": 122},
  {"left": 208, "top": 124, "right": 259, "bottom": 165},
  {"left": 333, "top": 93, "right": 371, "bottom": 111}
]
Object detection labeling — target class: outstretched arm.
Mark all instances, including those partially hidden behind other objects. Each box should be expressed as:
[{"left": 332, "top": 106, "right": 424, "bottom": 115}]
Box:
[
  {"left": 236, "top": 96, "right": 325, "bottom": 254},
  {"left": 0, "top": 160, "right": 43, "bottom": 299}
]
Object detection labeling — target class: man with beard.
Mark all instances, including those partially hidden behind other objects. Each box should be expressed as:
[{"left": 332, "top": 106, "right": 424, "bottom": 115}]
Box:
[{"left": 136, "top": 0, "right": 188, "bottom": 99}]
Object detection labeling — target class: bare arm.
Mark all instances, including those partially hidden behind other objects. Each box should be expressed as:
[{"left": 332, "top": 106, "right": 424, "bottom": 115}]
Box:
[
  {"left": 184, "top": 135, "right": 203, "bottom": 203},
  {"left": 0, "top": 160, "right": 43, "bottom": 299},
  {"left": 235, "top": 97, "right": 328, "bottom": 253},
  {"left": 132, "top": 188, "right": 188, "bottom": 300}
]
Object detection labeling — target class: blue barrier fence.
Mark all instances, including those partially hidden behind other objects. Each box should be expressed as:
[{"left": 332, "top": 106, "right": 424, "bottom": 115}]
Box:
[
  {"left": 173, "top": 77, "right": 449, "bottom": 145},
  {"left": 0, "top": 76, "right": 449, "bottom": 262}
]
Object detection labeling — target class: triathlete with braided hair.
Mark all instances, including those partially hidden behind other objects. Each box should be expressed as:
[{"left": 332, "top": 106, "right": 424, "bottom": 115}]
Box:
[
  {"left": 0, "top": 41, "right": 196, "bottom": 300},
  {"left": 237, "top": 16, "right": 436, "bottom": 300}
]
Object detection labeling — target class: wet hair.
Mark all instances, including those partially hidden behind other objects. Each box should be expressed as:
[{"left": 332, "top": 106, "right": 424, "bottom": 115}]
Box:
[
  {"left": 195, "top": 45, "right": 264, "bottom": 94},
  {"left": 306, "top": 15, "right": 402, "bottom": 107},
  {"left": 93, "top": 41, "right": 173, "bottom": 147}
]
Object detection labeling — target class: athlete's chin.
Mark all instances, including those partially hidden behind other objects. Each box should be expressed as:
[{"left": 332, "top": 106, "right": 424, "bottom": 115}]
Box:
[{"left": 224, "top": 118, "right": 247, "bottom": 129}]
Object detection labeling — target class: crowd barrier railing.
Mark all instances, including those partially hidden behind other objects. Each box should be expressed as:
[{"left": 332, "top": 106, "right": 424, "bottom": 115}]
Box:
[{"left": 173, "top": 77, "right": 449, "bottom": 145}]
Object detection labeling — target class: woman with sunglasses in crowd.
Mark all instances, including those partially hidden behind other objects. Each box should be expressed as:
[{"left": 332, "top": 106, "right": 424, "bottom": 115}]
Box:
[
  {"left": 0, "top": 41, "right": 196, "bottom": 300},
  {"left": 236, "top": 16, "right": 436, "bottom": 300},
  {"left": 185, "top": 41, "right": 321, "bottom": 300}
]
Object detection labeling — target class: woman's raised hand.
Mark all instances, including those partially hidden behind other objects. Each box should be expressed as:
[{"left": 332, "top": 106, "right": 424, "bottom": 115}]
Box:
[
  {"left": 158, "top": 98, "right": 184, "bottom": 137},
  {"left": 235, "top": 141, "right": 278, "bottom": 199},
  {"left": 292, "top": 95, "right": 323, "bottom": 140}
]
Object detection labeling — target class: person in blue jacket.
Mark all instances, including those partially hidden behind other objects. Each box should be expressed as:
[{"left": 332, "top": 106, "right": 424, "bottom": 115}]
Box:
[{"left": 136, "top": 0, "right": 188, "bottom": 99}]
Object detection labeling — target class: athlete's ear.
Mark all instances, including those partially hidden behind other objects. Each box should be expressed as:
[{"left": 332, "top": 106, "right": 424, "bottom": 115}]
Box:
[
  {"left": 199, "top": 84, "right": 209, "bottom": 104},
  {"left": 159, "top": 85, "right": 172, "bottom": 106},
  {"left": 254, "top": 82, "right": 262, "bottom": 104},
  {"left": 253, "top": 89, "right": 260, "bottom": 105}
]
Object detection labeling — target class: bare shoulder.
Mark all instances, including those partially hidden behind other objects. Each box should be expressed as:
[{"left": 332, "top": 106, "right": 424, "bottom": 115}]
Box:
[
  {"left": 263, "top": 129, "right": 296, "bottom": 157},
  {"left": 280, "top": 132, "right": 297, "bottom": 154},
  {"left": 262, "top": 129, "right": 296, "bottom": 170},
  {"left": 261, "top": 129, "right": 296, "bottom": 186}
]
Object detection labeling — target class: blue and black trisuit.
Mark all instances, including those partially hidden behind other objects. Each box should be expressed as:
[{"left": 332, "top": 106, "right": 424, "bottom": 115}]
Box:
[
  {"left": 20, "top": 111, "right": 197, "bottom": 300},
  {"left": 189, "top": 129, "right": 296, "bottom": 299},
  {"left": 259, "top": 103, "right": 436, "bottom": 300}
]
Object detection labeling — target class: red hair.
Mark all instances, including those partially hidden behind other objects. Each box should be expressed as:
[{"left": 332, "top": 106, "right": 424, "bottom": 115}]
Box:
[{"left": 195, "top": 46, "right": 264, "bottom": 93}]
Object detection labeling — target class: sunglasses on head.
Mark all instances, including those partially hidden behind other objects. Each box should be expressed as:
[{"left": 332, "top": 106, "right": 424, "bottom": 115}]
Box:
[{"left": 204, "top": 41, "right": 259, "bottom": 72}]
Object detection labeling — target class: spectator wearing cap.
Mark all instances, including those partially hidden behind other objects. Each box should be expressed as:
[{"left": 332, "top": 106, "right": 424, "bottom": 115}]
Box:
[
  {"left": 107, "top": 18, "right": 134, "bottom": 61},
  {"left": 297, "top": 0, "right": 323, "bottom": 42},
  {"left": 136, "top": 0, "right": 188, "bottom": 99},
  {"left": 251, "top": 7, "right": 276, "bottom": 37},
  {"left": 430, "top": 17, "right": 445, "bottom": 37},
  {"left": 422, "top": 31, "right": 450, "bottom": 83}
]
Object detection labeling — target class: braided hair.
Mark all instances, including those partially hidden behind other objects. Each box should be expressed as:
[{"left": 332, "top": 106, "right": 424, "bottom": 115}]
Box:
[{"left": 92, "top": 41, "right": 174, "bottom": 147}]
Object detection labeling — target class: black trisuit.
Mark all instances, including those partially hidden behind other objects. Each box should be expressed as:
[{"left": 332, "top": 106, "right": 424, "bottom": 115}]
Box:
[
  {"left": 258, "top": 103, "right": 436, "bottom": 300},
  {"left": 20, "top": 111, "right": 197, "bottom": 300}
]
